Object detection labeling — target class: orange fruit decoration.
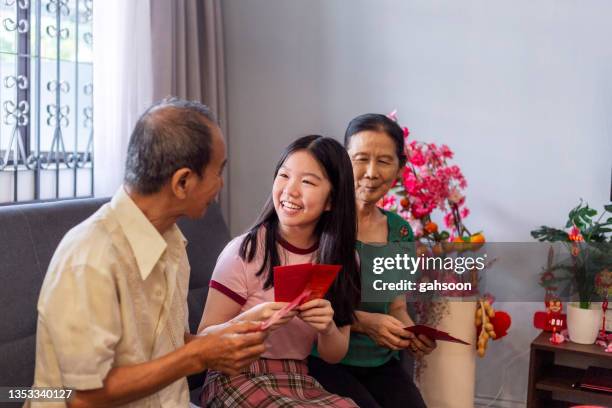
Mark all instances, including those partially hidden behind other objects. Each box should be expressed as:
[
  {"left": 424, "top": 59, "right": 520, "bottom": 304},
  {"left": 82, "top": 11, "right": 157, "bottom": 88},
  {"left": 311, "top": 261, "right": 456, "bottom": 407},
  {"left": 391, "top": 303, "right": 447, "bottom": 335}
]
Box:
[
  {"left": 469, "top": 233, "right": 486, "bottom": 251},
  {"left": 424, "top": 221, "right": 438, "bottom": 234},
  {"left": 432, "top": 243, "right": 444, "bottom": 256},
  {"left": 416, "top": 243, "right": 428, "bottom": 257},
  {"left": 452, "top": 236, "right": 465, "bottom": 252},
  {"left": 400, "top": 198, "right": 410, "bottom": 208},
  {"left": 470, "top": 233, "right": 485, "bottom": 244}
]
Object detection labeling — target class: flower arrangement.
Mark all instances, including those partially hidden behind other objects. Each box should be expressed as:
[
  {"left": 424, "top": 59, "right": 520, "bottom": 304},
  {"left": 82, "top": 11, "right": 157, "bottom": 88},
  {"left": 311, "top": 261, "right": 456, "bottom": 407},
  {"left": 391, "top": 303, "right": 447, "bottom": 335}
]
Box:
[
  {"left": 380, "top": 110, "right": 483, "bottom": 246},
  {"left": 531, "top": 201, "right": 612, "bottom": 309},
  {"left": 381, "top": 110, "right": 509, "bottom": 357}
]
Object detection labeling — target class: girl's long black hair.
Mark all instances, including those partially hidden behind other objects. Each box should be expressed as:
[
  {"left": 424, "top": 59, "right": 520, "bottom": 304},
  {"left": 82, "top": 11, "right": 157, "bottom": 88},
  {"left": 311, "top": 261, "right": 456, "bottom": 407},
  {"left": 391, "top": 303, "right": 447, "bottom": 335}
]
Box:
[{"left": 239, "top": 135, "right": 360, "bottom": 326}]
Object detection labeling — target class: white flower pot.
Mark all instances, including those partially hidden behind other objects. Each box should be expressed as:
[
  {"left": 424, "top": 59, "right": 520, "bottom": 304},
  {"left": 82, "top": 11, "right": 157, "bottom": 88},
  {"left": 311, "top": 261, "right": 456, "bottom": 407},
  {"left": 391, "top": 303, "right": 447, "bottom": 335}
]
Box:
[
  {"left": 418, "top": 301, "right": 476, "bottom": 408},
  {"left": 566, "top": 302, "right": 603, "bottom": 344}
]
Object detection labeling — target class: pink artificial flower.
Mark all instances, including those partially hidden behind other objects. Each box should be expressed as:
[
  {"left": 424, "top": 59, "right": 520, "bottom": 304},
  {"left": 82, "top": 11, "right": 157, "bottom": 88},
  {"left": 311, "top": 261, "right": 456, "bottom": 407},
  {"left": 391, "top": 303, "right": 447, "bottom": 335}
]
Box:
[
  {"left": 409, "top": 150, "right": 426, "bottom": 167},
  {"left": 412, "top": 202, "right": 433, "bottom": 218},
  {"left": 387, "top": 109, "right": 398, "bottom": 122},
  {"left": 440, "top": 144, "right": 453, "bottom": 159},
  {"left": 408, "top": 218, "right": 423, "bottom": 238},
  {"left": 448, "top": 188, "right": 464, "bottom": 204},
  {"left": 403, "top": 127, "right": 410, "bottom": 138},
  {"left": 447, "top": 165, "right": 463, "bottom": 179},
  {"left": 402, "top": 168, "right": 418, "bottom": 193},
  {"left": 550, "top": 332, "right": 565, "bottom": 344},
  {"left": 444, "top": 212, "right": 455, "bottom": 229},
  {"left": 460, "top": 207, "right": 470, "bottom": 219},
  {"left": 378, "top": 195, "right": 396, "bottom": 211}
]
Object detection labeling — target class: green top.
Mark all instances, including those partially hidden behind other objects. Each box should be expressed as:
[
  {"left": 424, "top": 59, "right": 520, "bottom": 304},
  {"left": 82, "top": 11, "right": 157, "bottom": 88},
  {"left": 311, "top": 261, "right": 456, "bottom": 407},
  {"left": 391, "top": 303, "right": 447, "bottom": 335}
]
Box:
[{"left": 312, "top": 209, "right": 414, "bottom": 367}]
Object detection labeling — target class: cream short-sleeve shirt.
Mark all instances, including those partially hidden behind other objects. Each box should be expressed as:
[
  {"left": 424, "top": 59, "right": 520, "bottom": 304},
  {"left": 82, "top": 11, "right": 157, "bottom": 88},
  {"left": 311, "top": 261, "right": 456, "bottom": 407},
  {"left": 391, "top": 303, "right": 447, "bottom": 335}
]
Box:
[{"left": 28, "top": 187, "right": 190, "bottom": 408}]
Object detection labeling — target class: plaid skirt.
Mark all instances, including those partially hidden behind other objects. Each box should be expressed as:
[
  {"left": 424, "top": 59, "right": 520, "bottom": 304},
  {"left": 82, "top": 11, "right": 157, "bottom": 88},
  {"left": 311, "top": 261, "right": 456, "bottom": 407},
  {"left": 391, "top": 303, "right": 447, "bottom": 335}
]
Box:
[{"left": 201, "top": 359, "right": 358, "bottom": 408}]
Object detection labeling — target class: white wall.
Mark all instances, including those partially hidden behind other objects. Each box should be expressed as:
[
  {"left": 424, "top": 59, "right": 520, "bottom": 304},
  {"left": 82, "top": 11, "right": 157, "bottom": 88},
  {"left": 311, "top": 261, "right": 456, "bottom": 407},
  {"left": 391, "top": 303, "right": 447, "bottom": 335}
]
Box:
[{"left": 222, "top": 0, "right": 612, "bottom": 405}]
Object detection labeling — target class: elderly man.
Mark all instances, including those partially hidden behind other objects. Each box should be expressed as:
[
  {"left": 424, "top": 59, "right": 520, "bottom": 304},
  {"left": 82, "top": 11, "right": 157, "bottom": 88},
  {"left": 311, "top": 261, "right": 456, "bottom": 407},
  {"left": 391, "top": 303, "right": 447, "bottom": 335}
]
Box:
[{"left": 28, "top": 98, "right": 266, "bottom": 407}]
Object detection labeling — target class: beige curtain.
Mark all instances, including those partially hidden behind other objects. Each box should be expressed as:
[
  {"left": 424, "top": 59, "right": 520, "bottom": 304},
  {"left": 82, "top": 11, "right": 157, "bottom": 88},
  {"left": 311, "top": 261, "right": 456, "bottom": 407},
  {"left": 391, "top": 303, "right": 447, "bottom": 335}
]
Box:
[
  {"left": 150, "top": 0, "right": 229, "bottom": 221},
  {"left": 95, "top": 0, "right": 229, "bottom": 222},
  {"left": 150, "top": 0, "right": 226, "bottom": 114}
]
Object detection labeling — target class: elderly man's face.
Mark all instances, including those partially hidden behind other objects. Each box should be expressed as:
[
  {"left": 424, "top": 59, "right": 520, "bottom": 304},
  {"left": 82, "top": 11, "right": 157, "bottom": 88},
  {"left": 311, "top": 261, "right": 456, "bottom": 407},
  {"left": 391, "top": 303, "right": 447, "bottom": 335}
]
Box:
[{"left": 187, "top": 126, "right": 227, "bottom": 218}]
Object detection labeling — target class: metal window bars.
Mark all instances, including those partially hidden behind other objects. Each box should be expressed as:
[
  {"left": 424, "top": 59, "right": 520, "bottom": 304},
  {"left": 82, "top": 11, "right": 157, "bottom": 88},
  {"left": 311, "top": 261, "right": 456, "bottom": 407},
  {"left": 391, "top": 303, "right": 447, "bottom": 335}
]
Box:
[{"left": 0, "top": 0, "right": 93, "bottom": 203}]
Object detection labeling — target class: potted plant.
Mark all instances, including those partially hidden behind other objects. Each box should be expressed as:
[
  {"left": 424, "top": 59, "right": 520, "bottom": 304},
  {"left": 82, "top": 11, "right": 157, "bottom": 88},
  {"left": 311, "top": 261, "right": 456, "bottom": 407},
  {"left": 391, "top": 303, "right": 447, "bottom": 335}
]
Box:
[
  {"left": 531, "top": 201, "right": 612, "bottom": 344},
  {"left": 380, "top": 111, "right": 501, "bottom": 407}
]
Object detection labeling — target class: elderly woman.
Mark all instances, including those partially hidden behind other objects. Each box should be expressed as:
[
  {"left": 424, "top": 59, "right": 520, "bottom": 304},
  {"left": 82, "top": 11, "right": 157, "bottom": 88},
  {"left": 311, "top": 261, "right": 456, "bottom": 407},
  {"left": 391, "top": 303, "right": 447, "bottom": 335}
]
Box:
[{"left": 308, "top": 114, "right": 435, "bottom": 408}]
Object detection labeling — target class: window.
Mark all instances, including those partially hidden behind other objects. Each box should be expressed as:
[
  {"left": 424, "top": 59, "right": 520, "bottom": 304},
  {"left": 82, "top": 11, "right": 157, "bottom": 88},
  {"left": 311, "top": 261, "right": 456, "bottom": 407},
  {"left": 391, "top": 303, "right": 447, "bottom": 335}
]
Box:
[{"left": 0, "top": 0, "right": 93, "bottom": 204}]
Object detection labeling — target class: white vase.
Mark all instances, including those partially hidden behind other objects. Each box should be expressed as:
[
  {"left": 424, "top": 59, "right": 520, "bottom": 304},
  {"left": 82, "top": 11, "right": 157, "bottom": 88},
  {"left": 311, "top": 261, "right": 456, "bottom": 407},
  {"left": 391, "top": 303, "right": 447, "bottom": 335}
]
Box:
[
  {"left": 417, "top": 301, "right": 476, "bottom": 408},
  {"left": 566, "top": 302, "right": 603, "bottom": 344}
]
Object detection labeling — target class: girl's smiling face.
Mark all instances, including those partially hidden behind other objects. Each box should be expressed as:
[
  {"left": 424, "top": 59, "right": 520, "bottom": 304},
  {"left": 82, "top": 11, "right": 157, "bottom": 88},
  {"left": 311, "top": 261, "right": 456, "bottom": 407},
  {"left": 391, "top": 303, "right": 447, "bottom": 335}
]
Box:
[{"left": 272, "top": 150, "right": 332, "bottom": 229}]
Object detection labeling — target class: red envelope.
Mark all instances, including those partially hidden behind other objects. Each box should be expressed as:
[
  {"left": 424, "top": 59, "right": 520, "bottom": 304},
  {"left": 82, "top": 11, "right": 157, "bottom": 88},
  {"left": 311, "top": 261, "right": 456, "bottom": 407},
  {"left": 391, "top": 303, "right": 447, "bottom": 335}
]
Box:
[
  {"left": 274, "top": 263, "right": 341, "bottom": 302},
  {"left": 305, "top": 264, "right": 342, "bottom": 301},
  {"left": 261, "top": 289, "right": 312, "bottom": 330},
  {"left": 273, "top": 263, "right": 313, "bottom": 302},
  {"left": 405, "top": 325, "right": 470, "bottom": 345}
]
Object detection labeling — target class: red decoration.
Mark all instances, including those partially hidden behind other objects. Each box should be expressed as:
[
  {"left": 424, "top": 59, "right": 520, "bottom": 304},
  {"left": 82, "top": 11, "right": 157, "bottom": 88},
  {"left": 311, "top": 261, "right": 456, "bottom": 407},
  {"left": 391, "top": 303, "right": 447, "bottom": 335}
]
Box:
[
  {"left": 533, "top": 297, "right": 567, "bottom": 344},
  {"left": 475, "top": 299, "right": 512, "bottom": 357},
  {"left": 490, "top": 311, "right": 511, "bottom": 339}
]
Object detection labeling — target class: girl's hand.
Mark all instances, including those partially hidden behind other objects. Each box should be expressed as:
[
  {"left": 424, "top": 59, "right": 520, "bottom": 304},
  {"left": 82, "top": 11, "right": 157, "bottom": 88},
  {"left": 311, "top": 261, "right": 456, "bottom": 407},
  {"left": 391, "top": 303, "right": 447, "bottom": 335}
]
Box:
[
  {"left": 297, "top": 299, "right": 335, "bottom": 334},
  {"left": 236, "top": 302, "right": 297, "bottom": 331},
  {"left": 362, "top": 313, "right": 414, "bottom": 351}
]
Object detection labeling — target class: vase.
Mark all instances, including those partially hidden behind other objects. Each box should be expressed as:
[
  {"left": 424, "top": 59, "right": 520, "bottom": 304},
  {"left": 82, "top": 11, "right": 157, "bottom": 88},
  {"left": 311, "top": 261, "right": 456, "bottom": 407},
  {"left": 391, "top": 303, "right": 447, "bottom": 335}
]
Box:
[
  {"left": 566, "top": 302, "right": 603, "bottom": 344},
  {"left": 417, "top": 301, "right": 476, "bottom": 408}
]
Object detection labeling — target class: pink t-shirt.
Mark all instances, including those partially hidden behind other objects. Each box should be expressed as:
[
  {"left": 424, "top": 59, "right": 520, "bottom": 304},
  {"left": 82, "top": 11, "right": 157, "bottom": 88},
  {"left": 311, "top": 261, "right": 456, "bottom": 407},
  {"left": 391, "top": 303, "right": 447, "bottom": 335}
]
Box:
[{"left": 209, "top": 230, "right": 318, "bottom": 360}]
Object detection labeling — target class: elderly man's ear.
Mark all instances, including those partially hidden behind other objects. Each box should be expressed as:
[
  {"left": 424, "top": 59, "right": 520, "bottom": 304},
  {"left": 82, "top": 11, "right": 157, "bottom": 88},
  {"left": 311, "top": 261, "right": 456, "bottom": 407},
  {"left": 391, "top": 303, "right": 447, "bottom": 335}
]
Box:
[{"left": 170, "top": 168, "right": 196, "bottom": 199}]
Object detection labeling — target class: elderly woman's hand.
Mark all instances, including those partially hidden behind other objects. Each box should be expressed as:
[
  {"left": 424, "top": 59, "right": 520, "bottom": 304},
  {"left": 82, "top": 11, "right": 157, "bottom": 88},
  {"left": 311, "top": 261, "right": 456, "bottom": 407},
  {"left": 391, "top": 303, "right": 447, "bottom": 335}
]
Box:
[
  {"left": 406, "top": 333, "right": 437, "bottom": 357},
  {"left": 359, "top": 312, "right": 414, "bottom": 351}
]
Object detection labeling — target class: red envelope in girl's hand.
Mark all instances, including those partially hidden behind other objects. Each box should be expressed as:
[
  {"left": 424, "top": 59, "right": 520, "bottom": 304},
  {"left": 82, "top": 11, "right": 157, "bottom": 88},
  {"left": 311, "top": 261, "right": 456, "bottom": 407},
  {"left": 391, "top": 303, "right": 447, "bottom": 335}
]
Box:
[
  {"left": 305, "top": 264, "right": 342, "bottom": 301},
  {"left": 405, "top": 325, "right": 470, "bottom": 345},
  {"left": 261, "top": 289, "right": 312, "bottom": 330},
  {"left": 273, "top": 263, "right": 313, "bottom": 302}
]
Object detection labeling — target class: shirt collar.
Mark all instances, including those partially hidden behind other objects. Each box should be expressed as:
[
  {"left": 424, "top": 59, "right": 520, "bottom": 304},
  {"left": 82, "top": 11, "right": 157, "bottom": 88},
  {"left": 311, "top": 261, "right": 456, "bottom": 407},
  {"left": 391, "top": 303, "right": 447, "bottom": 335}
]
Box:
[{"left": 110, "top": 186, "right": 185, "bottom": 280}]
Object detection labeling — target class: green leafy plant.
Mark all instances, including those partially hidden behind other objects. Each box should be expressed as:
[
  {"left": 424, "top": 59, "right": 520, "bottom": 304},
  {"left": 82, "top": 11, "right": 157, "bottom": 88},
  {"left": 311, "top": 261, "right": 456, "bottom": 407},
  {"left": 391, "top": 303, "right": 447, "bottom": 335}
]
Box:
[{"left": 531, "top": 202, "right": 612, "bottom": 309}]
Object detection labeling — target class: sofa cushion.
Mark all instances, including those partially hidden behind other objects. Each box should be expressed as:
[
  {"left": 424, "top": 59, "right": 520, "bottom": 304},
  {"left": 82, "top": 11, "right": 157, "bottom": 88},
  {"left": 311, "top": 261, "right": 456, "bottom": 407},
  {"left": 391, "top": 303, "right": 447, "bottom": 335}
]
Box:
[
  {"left": 0, "top": 198, "right": 108, "bottom": 346},
  {"left": 0, "top": 198, "right": 230, "bottom": 392}
]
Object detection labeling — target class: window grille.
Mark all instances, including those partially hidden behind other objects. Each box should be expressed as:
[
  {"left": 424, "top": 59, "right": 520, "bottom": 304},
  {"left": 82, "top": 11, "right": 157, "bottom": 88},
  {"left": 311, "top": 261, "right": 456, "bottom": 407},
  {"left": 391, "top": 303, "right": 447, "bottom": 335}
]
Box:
[{"left": 0, "top": 0, "right": 93, "bottom": 203}]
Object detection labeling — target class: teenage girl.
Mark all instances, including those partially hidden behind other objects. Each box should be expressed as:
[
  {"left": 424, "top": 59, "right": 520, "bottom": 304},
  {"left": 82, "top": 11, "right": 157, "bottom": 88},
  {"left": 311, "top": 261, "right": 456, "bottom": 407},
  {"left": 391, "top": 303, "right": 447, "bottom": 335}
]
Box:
[{"left": 198, "top": 135, "right": 361, "bottom": 407}]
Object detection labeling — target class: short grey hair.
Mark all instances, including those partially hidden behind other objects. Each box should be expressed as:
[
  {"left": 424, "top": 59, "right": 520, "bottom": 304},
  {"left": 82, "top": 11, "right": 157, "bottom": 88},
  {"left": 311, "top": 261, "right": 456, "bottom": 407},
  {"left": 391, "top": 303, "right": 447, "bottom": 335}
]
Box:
[{"left": 124, "top": 97, "right": 218, "bottom": 194}]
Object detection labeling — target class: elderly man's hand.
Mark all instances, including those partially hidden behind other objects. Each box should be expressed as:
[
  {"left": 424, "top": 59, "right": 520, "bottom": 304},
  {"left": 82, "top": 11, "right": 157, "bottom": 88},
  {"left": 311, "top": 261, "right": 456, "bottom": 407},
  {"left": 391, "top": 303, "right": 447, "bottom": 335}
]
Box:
[{"left": 190, "top": 321, "right": 267, "bottom": 376}]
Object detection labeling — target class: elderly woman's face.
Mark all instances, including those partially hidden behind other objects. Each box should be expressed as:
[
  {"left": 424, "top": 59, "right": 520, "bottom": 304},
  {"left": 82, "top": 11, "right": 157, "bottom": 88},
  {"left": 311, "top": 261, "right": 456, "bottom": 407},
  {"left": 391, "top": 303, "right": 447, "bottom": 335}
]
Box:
[{"left": 347, "top": 130, "right": 401, "bottom": 205}]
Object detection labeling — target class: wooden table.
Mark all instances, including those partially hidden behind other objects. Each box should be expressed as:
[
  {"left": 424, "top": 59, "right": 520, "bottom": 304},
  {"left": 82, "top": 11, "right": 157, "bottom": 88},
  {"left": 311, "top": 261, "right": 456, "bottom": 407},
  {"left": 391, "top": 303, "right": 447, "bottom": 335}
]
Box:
[{"left": 527, "top": 331, "right": 612, "bottom": 407}]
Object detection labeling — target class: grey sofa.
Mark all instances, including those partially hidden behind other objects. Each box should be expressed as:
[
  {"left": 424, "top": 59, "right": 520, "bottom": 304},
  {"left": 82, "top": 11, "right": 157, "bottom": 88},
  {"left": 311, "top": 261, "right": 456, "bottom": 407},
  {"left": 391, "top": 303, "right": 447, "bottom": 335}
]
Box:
[{"left": 0, "top": 197, "right": 230, "bottom": 405}]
